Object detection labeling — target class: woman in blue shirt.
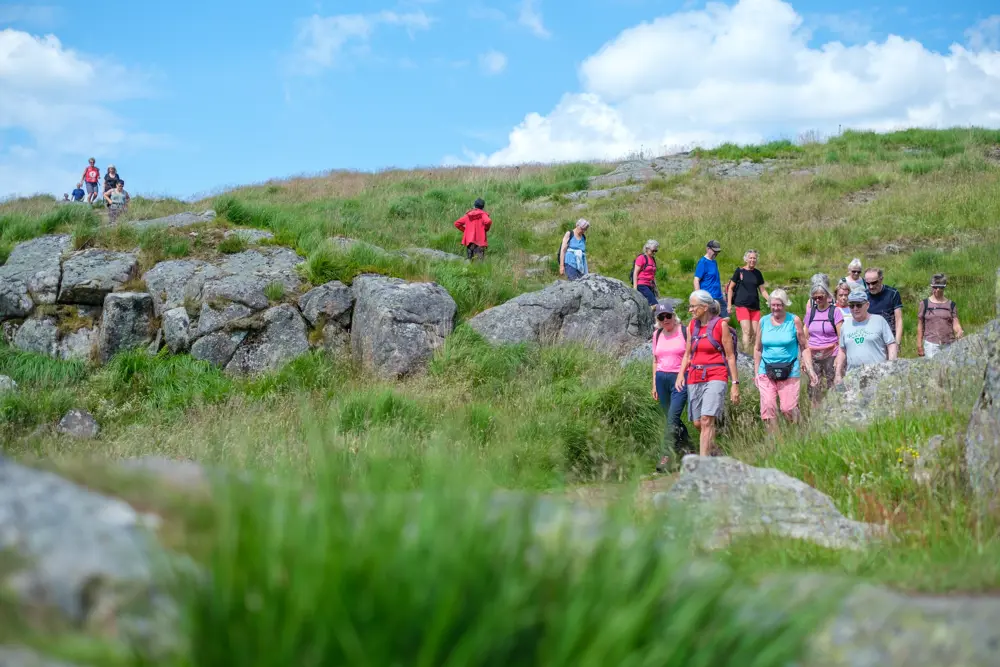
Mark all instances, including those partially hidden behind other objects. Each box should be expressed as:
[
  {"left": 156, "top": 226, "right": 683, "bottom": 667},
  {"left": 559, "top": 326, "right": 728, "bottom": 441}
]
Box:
[{"left": 559, "top": 218, "right": 590, "bottom": 281}]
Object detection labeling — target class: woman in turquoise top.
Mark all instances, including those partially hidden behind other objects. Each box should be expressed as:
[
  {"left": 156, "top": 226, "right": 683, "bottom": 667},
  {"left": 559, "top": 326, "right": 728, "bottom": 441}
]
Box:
[
  {"left": 753, "top": 289, "right": 817, "bottom": 433},
  {"left": 559, "top": 218, "right": 590, "bottom": 281}
]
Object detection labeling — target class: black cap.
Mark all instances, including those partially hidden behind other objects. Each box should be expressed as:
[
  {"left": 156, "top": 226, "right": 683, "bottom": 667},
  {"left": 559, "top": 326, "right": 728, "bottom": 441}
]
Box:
[
  {"left": 707, "top": 240, "right": 721, "bottom": 251},
  {"left": 474, "top": 198, "right": 485, "bottom": 209}
]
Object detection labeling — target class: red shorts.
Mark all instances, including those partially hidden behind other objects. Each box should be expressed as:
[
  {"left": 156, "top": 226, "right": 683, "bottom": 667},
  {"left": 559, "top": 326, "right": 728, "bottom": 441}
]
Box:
[{"left": 735, "top": 307, "right": 761, "bottom": 322}]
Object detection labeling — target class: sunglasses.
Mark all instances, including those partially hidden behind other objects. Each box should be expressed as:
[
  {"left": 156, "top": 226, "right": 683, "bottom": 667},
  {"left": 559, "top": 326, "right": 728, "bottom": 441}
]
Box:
[
  {"left": 864, "top": 280, "right": 880, "bottom": 286},
  {"left": 931, "top": 284, "right": 946, "bottom": 289},
  {"left": 848, "top": 302, "right": 867, "bottom": 309},
  {"left": 657, "top": 313, "right": 674, "bottom": 321},
  {"left": 849, "top": 269, "right": 861, "bottom": 274}
]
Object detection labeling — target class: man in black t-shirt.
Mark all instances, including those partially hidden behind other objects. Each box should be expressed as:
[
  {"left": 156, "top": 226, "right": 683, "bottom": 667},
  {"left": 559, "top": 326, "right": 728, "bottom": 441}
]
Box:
[
  {"left": 725, "top": 249, "right": 769, "bottom": 353},
  {"left": 864, "top": 267, "right": 903, "bottom": 346}
]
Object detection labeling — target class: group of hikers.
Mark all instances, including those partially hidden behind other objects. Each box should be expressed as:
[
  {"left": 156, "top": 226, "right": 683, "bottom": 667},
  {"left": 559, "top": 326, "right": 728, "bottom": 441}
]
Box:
[
  {"left": 63, "top": 158, "right": 130, "bottom": 223},
  {"left": 647, "top": 240, "right": 964, "bottom": 472}
]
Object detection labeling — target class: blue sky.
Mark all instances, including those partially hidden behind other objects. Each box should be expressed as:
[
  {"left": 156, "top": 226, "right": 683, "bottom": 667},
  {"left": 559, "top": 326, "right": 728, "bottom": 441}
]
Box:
[{"left": 1, "top": 0, "right": 998, "bottom": 200}]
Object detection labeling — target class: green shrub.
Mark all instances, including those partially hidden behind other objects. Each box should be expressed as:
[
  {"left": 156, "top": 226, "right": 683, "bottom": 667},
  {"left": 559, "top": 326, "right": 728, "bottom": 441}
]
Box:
[
  {"left": 387, "top": 196, "right": 423, "bottom": 220},
  {"left": 218, "top": 234, "right": 248, "bottom": 254},
  {"left": 264, "top": 281, "right": 285, "bottom": 302},
  {"left": 339, "top": 390, "right": 430, "bottom": 435}
]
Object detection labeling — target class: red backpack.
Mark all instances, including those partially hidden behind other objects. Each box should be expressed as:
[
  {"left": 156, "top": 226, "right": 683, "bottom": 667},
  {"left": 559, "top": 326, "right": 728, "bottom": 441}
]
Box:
[{"left": 688, "top": 316, "right": 737, "bottom": 381}]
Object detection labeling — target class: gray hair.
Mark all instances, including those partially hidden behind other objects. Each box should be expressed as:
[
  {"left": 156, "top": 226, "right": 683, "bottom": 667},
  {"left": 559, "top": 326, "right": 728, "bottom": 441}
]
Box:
[
  {"left": 769, "top": 288, "right": 792, "bottom": 307},
  {"left": 689, "top": 289, "right": 716, "bottom": 308},
  {"left": 643, "top": 239, "right": 660, "bottom": 253},
  {"left": 709, "top": 299, "right": 721, "bottom": 316},
  {"left": 743, "top": 249, "right": 759, "bottom": 262},
  {"left": 865, "top": 266, "right": 884, "bottom": 280},
  {"left": 576, "top": 218, "right": 590, "bottom": 230},
  {"left": 810, "top": 273, "right": 832, "bottom": 298},
  {"left": 848, "top": 258, "right": 863, "bottom": 271}
]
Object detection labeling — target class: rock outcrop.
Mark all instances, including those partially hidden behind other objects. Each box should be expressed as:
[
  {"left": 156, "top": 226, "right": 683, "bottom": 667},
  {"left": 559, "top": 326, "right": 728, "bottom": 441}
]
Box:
[
  {"left": 0, "top": 235, "right": 71, "bottom": 318},
  {"left": 98, "top": 292, "right": 156, "bottom": 363},
  {"left": 654, "top": 455, "right": 879, "bottom": 550},
  {"left": 55, "top": 409, "right": 100, "bottom": 439},
  {"left": 224, "top": 305, "right": 310, "bottom": 376},
  {"left": 130, "top": 209, "right": 216, "bottom": 231},
  {"left": 57, "top": 249, "right": 138, "bottom": 305},
  {"left": 965, "top": 327, "right": 1000, "bottom": 507},
  {"left": 351, "top": 275, "right": 456, "bottom": 377},
  {"left": 0, "top": 374, "right": 16, "bottom": 392},
  {"left": 468, "top": 275, "right": 653, "bottom": 356}
]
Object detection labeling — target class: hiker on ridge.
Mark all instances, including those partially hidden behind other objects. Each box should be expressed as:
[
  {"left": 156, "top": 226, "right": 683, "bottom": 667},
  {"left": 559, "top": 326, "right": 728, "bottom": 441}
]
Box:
[
  {"left": 804, "top": 275, "right": 843, "bottom": 407},
  {"left": 651, "top": 302, "right": 690, "bottom": 472},
  {"left": 559, "top": 218, "right": 589, "bottom": 281},
  {"left": 104, "top": 180, "right": 130, "bottom": 224},
  {"left": 917, "top": 273, "right": 964, "bottom": 359},
  {"left": 632, "top": 240, "right": 660, "bottom": 309},
  {"left": 104, "top": 165, "right": 123, "bottom": 198},
  {"left": 454, "top": 198, "right": 492, "bottom": 261},
  {"left": 835, "top": 287, "right": 897, "bottom": 383},
  {"left": 754, "top": 289, "right": 817, "bottom": 433},
  {"left": 71, "top": 182, "right": 85, "bottom": 202},
  {"left": 81, "top": 158, "right": 100, "bottom": 203},
  {"left": 864, "top": 267, "right": 903, "bottom": 347},
  {"left": 726, "top": 248, "right": 769, "bottom": 353},
  {"left": 694, "top": 240, "right": 727, "bottom": 318},
  {"left": 676, "top": 289, "right": 740, "bottom": 457}
]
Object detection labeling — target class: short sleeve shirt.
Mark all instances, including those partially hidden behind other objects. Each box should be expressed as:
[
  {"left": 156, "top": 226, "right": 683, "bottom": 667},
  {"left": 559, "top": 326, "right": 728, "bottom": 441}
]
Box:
[
  {"left": 867, "top": 286, "right": 902, "bottom": 333},
  {"left": 634, "top": 255, "right": 657, "bottom": 286},
  {"left": 730, "top": 268, "right": 765, "bottom": 310},
  {"left": 840, "top": 316, "right": 895, "bottom": 370},
  {"left": 695, "top": 257, "right": 723, "bottom": 300}
]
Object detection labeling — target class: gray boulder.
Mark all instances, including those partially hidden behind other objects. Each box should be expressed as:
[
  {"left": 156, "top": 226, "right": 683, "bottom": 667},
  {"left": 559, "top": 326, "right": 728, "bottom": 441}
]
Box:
[
  {"left": 820, "top": 322, "right": 997, "bottom": 430},
  {"left": 190, "top": 331, "right": 247, "bottom": 368},
  {"left": 0, "top": 375, "right": 16, "bottom": 392},
  {"left": 196, "top": 274, "right": 270, "bottom": 336},
  {"left": 55, "top": 409, "right": 100, "bottom": 439},
  {"left": 398, "top": 247, "right": 464, "bottom": 262},
  {"left": 130, "top": 209, "right": 216, "bottom": 231},
  {"left": 98, "top": 293, "right": 155, "bottom": 363},
  {"left": 0, "top": 235, "right": 71, "bottom": 315},
  {"left": 57, "top": 249, "right": 138, "bottom": 305},
  {"left": 216, "top": 247, "right": 303, "bottom": 292},
  {"left": 13, "top": 318, "right": 58, "bottom": 357},
  {"left": 224, "top": 228, "right": 273, "bottom": 244},
  {"left": 803, "top": 579, "right": 1000, "bottom": 667},
  {"left": 143, "top": 259, "right": 223, "bottom": 317},
  {"left": 468, "top": 275, "right": 653, "bottom": 356},
  {"left": 654, "top": 455, "right": 879, "bottom": 550},
  {"left": 0, "top": 456, "right": 175, "bottom": 650},
  {"left": 162, "top": 307, "right": 191, "bottom": 353},
  {"left": 225, "top": 305, "right": 310, "bottom": 376},
  {"left": 298, "top": 281, "right": 353, "bottom": 327},
  {"left": 57, "top": 324, "right": 99, "bottom": 361},
  {"left": 965, "top": 324, "right": 1000, "bottom": 507},
  {"left": 350, "top": 275, "right": 456, "bottom": 378}
]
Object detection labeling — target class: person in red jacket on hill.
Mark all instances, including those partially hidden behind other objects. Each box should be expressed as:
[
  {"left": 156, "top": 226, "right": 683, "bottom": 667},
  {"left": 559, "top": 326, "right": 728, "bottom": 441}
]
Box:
[{"left": 454, "top": 198, "right": 492, "bottom": 261}]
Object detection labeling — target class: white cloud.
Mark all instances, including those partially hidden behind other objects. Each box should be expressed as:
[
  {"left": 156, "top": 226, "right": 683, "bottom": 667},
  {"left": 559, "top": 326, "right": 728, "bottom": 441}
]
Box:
[
  {"left": 473, "top": 0, "right": 1000, "bottom": 165},
  {"left": 289, "top": 10, "right": 433, "bottom": 74},
  {"left": 966, "top": 15, "right": 1000, "bottom": 51},
  {"left": 0, "top": 29, "right": 160, "bottom": 198},
  {"left": 479, "top": 49, "right": 507, "bottom": 74},
  {"left": 518, "top": 0, "right": 551, "bottom": 38}
]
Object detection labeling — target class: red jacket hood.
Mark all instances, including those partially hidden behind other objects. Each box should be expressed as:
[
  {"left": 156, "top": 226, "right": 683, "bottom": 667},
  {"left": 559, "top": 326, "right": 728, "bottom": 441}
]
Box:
[{"left": 467, "top": 209, "right": 487, "bottom": 219}]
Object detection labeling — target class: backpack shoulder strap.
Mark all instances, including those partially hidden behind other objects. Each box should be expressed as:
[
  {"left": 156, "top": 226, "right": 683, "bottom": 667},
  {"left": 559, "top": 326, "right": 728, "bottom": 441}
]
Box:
[
  {"left": 807, "top": 303, "right": 816, "bottom": 325},
  {"left": 920, "top": 298, "right": 928, "bottom": 325},
  {"left": 705, "top": 316, "right": 724, "bottom": 353}
]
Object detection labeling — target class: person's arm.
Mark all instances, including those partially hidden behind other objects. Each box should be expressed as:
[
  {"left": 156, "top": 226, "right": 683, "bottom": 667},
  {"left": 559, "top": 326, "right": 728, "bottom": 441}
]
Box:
[
  {"left": 675, "top": 326, "right": 692, "bottom": 391},
  {"left": 834, "top": 340, "right": 847, "bottom": 384},
  {"left": 753, "top": 320, "right": 763, "bottom": 377},
  {"left": 632, "top": 262, "right": 640, "bottom": 290},
  {"left": 916, "top": 302, "right": 925, "bottom": 357},
  {"left": 887, "top": 342, "right": 899, "bottom": 361},
  {"left": 558, "top": 232, "right": 570, "bottom": 275},
  {"left": 833, "top": 322, "right": 843, "bottom": 354},
  {"left": 651, "top": 335, "right": 658, "bottom": 397},
  {"left": 954, "top": 314, "right": 964, "bottom": 339},
  {"left": 483, "top": 214, "right": 492, "bottom": 232},
  {"left": 454, "top": 214, "right": 467, "bottom": 231},
  {"left": 893, "top": 306, "right": 903, "bottom": 345},
  {"left": 693, "top": 259, "right": 703, "bottom": 291},
  {"left": 721, "top": 321, "right": 740, "bottom": 403},
  {"left": 884, "top": 319, "right": 898, "bottom": 361},
  {"left": 795, "top": 317, "right": 818, "bottom": 385},
  {"left": 726, "top": 279, "right": 735, "bottom": 312},
  {"left": 103, "top": 190, "right": 112, "bottom": 204}
]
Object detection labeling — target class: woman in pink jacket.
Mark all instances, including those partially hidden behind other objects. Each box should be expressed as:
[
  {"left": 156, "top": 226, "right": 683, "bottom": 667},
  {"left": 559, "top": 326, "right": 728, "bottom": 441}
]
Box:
[{"left": 454, "top": 198, "right": 492, "bottom": 261}]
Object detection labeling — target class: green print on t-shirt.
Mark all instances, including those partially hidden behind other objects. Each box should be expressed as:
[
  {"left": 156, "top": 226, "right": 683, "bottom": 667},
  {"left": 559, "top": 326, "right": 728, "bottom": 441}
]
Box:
[{"left": 850, "top": 328, "right": 874, "bottom": 345}]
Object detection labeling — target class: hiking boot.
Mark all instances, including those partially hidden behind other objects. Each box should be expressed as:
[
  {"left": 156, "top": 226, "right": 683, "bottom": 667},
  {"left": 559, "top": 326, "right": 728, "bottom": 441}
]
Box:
[{"left": 655, "top": 456, "right": 671, "bottom": 473}]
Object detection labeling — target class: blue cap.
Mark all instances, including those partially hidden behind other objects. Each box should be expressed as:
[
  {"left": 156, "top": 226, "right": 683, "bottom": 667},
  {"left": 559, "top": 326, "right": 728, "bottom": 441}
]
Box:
[{"left": 847, "top": 288, "right": 868, "bottom": 304}]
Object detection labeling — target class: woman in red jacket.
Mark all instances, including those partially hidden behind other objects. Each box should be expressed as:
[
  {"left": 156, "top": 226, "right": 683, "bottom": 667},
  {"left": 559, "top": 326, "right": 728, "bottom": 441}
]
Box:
[{"left": 454, "top": 198, "right": 492, "bottom": 261}]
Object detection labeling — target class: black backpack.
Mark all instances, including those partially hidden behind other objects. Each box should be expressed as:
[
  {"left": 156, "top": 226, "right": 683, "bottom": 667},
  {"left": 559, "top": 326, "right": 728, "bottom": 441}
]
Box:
[
  {"left": 807, "top": 301, "right": 837, "bottom": 334},
  {"left": 560, "top": 230, "right": 585, "bottom": 260},
  {"left": 920, "top": 298, "right": 955, "bottom": 325},
  {"left": 629, "top": 254, "right": 655, "bottom": 285}
]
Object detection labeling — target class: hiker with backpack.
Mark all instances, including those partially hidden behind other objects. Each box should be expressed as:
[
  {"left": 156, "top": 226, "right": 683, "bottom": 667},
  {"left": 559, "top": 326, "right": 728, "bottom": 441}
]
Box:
[
  {"left": 864, "top": 267, "right": 903, "bottom": 347},
  {"left": 675, "top": 290, "right": 740, "bottom": 457},
  {"left": 725, "top": 249, "right": 769, "bottom": 353},
  {"left": 917, "top": 273, "right": 964, "bottom": 359},
  {"left": 754, "top": 289, "right": 818, "bottom": 433},
  {"left": 651, "top": 302, "right": 690, "bottom": 472},
  {"left": 804, "top": 275, "right": 844, "bottom": 407},
  {"left": 454, "top": 198, "right": 492, "bottom": 261},
  {"left": 559, "top": 218, "right": 590, "bottom": 280},
  {"left": 632, "top": 240, "right": 660, "bottom": 308},
  {"left": 693, "top": 240, "right": 727, "bottom": 318}
]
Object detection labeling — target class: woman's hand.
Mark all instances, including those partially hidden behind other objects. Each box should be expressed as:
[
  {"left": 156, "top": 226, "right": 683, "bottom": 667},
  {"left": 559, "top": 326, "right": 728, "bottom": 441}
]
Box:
[
  {"left": 651, "top": 387, "right": 658, "bottom": 400},
  {"left": 809, "top": 370, "right": 819, "bottom": 387},
  {"left": 559, "top": 265, "right": 565, "bottom": 276},
  {"left": 674, "top": 374, "right": 686, "bottom": 392},
  {"left": 730, "top": 383, "right": 740, "bottom": 404}
]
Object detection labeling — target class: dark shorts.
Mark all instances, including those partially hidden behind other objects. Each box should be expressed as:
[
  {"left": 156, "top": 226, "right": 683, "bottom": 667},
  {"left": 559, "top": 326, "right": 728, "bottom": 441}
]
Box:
[
  {"left": 466, "top": 243, "right": 486, "bottom": 260},
  {"left": 85, "top": 182, "right": 99, "bottom": 195},
  {"left": 637, "top": 284, "right": 658, "bottom": 306},
  {"left": 565, "top": 264, "right": 584, "bottom": 281}
]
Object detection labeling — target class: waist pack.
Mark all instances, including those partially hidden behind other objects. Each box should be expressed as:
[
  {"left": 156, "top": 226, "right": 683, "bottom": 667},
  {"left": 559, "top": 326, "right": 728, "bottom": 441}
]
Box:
[{"left": 765, "top": 361, "right": 794, "bottom": 382}]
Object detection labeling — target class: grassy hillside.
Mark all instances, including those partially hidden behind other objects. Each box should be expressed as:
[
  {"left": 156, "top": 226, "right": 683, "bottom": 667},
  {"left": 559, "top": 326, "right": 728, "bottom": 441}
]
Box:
[{"left": 2, "top": 128, "right": 1000, "bottom": 664}]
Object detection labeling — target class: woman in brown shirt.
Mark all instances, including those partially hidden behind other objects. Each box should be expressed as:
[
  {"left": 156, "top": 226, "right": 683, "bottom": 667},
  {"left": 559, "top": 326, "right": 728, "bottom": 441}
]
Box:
[{"left": 917, "top": 273, "right": 964, "bottom": 359}]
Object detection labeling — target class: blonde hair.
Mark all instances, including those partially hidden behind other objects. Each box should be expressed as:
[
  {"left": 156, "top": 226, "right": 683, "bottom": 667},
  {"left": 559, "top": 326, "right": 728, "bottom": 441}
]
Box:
[
  {"left": 848, "top": 258, "right": 863, "bottom": 271},
  {"left": 769, "top": 288, "right": 792, "bottom": 307}
]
